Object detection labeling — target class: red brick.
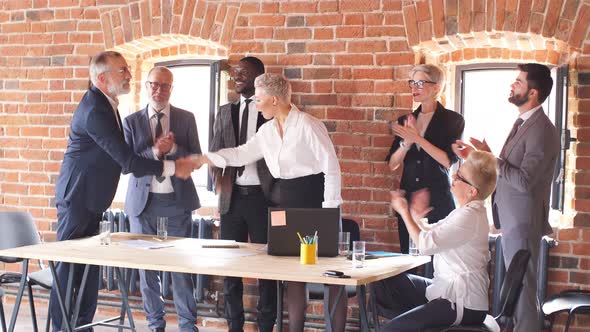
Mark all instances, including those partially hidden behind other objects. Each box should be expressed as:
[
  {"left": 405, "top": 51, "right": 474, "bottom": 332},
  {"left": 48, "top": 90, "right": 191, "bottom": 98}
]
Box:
[
  {"left": 279, "top": 2, "right": 317, "bottom": 13},
  {"left": 402, "top": 5, "right": 419, "bottom": 46},
  {"left": 352, "top": 68, "right": 394, "bottom": 80},
  {"left": 313, "top": 27, "right": 334, "bottom": 40},
  {"left": 334, "top": 81, "right": 373, "bottom": 93},
  {"left": 543, "top": 0, "right": 562, "bottom": 37},
  {"left": 307, "top": 41, "right": 345, "bottom": 53},
  {"left": 569, "top": 4, "right": 590, "bottom": 48},
  {"left": 340, "top": 0, "right": 379, "bottom": 12},
  {"left": 335, "top": 54, "right": 374, "bottom": 65},
  {"left": 273, "top": 28, "right": 311, "bottom": 40},
  {"left": 348, "top": 40, "right": 387, "bottom": 53},
  {"left": 306, "top": 14, "right": 343, "bottom": 26},
  {"left": 249, "top": 15, "right": 284, "bottom": 26},
  {"left": 335, "top": 26, "right": 363, "bottom": 38}
]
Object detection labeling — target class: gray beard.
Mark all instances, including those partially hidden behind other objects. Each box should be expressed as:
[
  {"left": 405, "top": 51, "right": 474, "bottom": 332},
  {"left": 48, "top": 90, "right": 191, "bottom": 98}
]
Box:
[{"left": 149, "top": 100, "right": 168, "bottom": 110}]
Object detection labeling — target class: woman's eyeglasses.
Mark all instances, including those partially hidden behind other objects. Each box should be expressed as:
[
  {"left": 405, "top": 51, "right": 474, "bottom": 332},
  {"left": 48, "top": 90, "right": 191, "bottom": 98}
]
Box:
[
  {"left": 455, "top": 171, "right": 477, "bottom": 189},
  {"left": 408, "top": 79, "right": 437, "bottom": 89}
]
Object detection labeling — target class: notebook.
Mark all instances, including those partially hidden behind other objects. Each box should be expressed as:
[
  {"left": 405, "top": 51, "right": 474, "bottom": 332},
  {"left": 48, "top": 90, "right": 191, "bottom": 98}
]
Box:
[{"left": 267, "top": 207, "right": 339, "bottom": 257}]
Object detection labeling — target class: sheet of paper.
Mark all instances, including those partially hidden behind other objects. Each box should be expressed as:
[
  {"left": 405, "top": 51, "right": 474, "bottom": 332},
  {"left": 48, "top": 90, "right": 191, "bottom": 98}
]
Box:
[
  {"left": 118, "top": 239, "right": 174, "bottom": 250},
  {"left": 271, "top": 210, "right": 287, "bottom": 226}
]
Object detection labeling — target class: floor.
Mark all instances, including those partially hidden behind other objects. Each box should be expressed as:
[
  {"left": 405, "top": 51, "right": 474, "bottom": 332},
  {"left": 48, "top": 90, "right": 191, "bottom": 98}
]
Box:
[{"left": 1, "top": 301, "right": 226, "bottom": 332}]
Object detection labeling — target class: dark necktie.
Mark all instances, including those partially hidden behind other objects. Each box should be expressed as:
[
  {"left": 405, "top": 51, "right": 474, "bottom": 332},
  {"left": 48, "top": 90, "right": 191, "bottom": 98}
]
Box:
[
  {"left": 237, "top": 99, "right": 252, "bottom": 177},
  {"left": 500, "top": 118, "right": 524, "bottom": 157},
  {"left": 154, "top": 112, "right": 166, "bottom": 182}
]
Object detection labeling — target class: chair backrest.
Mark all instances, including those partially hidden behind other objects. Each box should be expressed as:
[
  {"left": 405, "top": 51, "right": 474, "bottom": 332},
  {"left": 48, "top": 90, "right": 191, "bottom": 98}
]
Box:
[
  {"left": 0, "top": 212, "right": 41, "bottom": 263},
  {"left": 496, "top": 249, "right": 531, "bottom": 319},
  {"left": 342, "top": 218, "right": 360, "bottom": 248}
]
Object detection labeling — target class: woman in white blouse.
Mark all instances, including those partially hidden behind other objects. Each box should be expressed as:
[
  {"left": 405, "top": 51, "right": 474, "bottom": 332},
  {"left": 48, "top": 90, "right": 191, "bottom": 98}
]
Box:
[
  {"left": 375, "top": 151, "right": 497, "bottom": 331},
  {"left": 199, "top": 73, "right": 346, "bottom": 332}
]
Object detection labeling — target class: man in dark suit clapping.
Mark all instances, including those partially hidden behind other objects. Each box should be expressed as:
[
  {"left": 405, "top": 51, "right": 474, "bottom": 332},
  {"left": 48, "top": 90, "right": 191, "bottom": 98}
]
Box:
[
  {"left": 123, "top": 66, "right": 201, "bottom": 332},
  {"left": 209, "top": 57, "right": 276, "bottom": 332},
  {"left": 50, "top": 51, "right": 197, "bottom": 331}
]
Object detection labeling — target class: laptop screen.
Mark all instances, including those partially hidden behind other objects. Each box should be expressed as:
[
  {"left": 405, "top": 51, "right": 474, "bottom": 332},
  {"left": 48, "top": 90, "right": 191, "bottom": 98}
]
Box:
[{"left": 267, "top": 207, "right": 340, "bottom": 257}]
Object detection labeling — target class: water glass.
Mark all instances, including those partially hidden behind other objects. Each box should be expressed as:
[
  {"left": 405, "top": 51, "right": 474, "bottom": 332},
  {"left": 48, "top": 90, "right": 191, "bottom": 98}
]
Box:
[
  {"left": 408, "top": 237, "right": 419, "bottom": 256},
  {"left": 99, "top": 220, "right": 111, "bottom": 245},
  {"left": 352, "top": 240, "right": 365, "bottom": 268},
  {"left": 156, "top": 216, "right": 168, "bottom": 240},
  {"left": 338, "top": 231, "right": 350, "bottom": 256}
]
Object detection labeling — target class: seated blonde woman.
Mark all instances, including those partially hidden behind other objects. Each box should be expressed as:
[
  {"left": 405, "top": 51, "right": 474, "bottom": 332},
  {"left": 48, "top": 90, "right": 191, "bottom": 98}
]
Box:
[{"left": 374, "top": 151, "right": 497, "bottom": 331}]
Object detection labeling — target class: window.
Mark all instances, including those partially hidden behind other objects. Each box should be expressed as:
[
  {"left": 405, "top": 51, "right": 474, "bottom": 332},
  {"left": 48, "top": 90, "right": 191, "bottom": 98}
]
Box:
[
  {"left": 456, "top": 63, "right": 569, "bottom": 222},
  {"left": 113, "top": 59, "right": 225, "bottom": 208}
]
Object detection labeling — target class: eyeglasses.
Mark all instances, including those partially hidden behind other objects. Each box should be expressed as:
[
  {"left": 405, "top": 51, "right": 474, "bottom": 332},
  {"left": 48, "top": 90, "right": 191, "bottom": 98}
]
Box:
[
  {"left": 108, "top": 66, "right": 131, "bottom": 75},
  {"left": 408, "top": 79, "right": 437, "bottom": 89},
  {"left": 146, "top": 81, "right": 172, "bottom": 91},
  {"left": 455, "top": 171, "right": 477, "bottom": 189}
]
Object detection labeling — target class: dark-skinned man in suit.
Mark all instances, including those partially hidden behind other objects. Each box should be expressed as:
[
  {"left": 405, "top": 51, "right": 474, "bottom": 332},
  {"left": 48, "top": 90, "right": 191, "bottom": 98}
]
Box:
[
  {"left": 50, "top": 51, "right": 197, "bottom": 331},
  {"left": 209, "top": 57, "right": 276, "bottom": 332}
]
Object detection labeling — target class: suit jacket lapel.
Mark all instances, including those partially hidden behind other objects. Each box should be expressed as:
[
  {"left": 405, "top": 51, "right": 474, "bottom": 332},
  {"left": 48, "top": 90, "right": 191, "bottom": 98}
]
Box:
[
  {"left": 422, "top": 102, "right": 442, "bottom": 143},
  {"left": 168, "top": 106, "right": 180, "bottom": 139},
  {"left": 138, "top": 106, "right": 153, "bottom": 146},
  {"left": 230, "top": 101, "right": 239, "bottom": 147},
  {"left": 502, "top": 108, "right": 544, "bottom": 159}
]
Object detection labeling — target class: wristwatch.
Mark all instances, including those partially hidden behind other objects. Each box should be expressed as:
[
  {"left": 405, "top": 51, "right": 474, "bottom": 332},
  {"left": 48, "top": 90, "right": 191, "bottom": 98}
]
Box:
[{"left": 400, "top": 140, "right": 411, "bottom": 151}]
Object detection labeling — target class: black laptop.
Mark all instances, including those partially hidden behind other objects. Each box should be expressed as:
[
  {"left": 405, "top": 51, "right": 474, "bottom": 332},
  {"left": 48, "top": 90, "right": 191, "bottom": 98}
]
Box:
[{"left": 267, "top": 207, "right": 340, "bottom": 257}]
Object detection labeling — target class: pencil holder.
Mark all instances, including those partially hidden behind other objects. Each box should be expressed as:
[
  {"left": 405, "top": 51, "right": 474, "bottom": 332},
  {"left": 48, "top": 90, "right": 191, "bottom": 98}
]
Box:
[{"left": 300, "top": 243, "right": 317, "bottom": 265}]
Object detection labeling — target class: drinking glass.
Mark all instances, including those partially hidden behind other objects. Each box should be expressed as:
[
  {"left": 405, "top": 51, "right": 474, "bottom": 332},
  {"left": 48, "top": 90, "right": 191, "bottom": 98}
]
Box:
[
  {"left": 338, "top": 232, "right": 350, "bottom": 256},
  {"left": 157, "top": 217, "right": 168, "bottom": 240},
  {"left": 99, "top": 220, "right": 111, "bottom": 245},
  {"left": 352, "top": 240, "right": 365, "bottom": 268}
]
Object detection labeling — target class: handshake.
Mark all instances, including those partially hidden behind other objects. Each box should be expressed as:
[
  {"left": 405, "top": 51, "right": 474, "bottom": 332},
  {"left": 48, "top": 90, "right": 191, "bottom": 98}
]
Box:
[{"left": 173, "top": 154, "right": 212, "bottom": 179}]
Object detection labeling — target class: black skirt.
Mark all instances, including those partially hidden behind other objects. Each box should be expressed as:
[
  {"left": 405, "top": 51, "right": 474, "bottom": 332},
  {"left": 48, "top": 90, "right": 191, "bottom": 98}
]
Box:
[{"left": 270, "top": 173, "right": 324, "bottom": 209}]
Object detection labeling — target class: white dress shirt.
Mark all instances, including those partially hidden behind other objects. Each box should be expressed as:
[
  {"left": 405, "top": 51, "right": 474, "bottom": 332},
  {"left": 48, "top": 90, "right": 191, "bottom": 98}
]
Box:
[
  {"left": 148, "top": 105, "right": 175, "bottom": 194},
  {"left": 235, "top": 95, "right": 262, "bottom": 186},
  {"left": 418, "top": 200, "right": 490, "bottom": 324},
  {"left": 207, "top": 105, "right": 342, "bottom": 208},
  {"left": 518, "top": 104, "right": 542, "bottom": 124}
]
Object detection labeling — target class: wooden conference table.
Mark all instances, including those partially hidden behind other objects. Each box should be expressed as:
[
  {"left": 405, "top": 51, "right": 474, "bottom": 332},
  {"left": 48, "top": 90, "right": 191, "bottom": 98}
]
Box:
[{"left": 0, "top": 233, "right": 430, "bottom": 332}]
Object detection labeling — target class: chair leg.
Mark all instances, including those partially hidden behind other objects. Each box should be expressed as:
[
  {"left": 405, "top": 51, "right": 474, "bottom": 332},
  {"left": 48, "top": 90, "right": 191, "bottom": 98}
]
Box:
[
  {"left": 369, "top": 285, "right": 380, "bottom": 331},
  {"left": 8, "top": 259, "right": 29, "bottom": 332},
  {"left": 564, "top": 312, "right": 575, "bottom": 332},
  {"left": 26, "top": 282, "right": 39, "bottom": 332},
  {"left": 0, "top": 294, "right": 7, "bottom": 332},
  {"left": 45, "top": 296, "right": 51, "bottom": 332}
]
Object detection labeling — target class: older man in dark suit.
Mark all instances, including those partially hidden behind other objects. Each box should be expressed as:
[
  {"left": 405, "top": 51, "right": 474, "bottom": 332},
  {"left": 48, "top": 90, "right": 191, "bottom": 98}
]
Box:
[
  {"left": 454, "top": 63, "right": 559, "bottom": 332},
  {"left": 209, "top": 57, "right": 276, "bottom": 332},
  {"left": 50, "top": 51, "right": 195, "bottom": 331},
  {"left": 124, "top": 66, "right": 201, "bottom": 332}
]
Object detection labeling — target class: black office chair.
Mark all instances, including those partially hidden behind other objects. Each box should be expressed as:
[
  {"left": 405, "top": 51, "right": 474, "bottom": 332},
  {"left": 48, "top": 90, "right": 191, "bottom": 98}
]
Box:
[
  {"left": 0, "top": 212, "right": 53, "bottom": 332},
  {"left": 432, "top": 249, "right": 531, "bottom": 332}
]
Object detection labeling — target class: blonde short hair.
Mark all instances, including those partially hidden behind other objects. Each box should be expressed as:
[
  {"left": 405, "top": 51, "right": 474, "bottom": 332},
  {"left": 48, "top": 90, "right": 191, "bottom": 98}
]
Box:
[
  {"left": 254, "top": 73, "right": 292, "bottom": 103},
  {"left": 409, "top": 64, "right": 445, "bottom": 85},
  {"left": 463, "top": 151, "right": 497, "bottom": 200}
]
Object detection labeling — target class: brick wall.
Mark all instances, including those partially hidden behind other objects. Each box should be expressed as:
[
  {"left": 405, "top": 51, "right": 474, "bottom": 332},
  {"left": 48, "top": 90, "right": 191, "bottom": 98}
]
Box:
[{"left": 1, "top": 0, "right": 590, "bottom": 330}]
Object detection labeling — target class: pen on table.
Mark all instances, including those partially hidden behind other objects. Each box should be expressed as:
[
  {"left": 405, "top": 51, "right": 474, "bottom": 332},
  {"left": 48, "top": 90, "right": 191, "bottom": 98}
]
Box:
[
  {"left": 150, "top": 245, "right": 174, "bottom": 250},
  {"left": 297, "top": 232, "right": 305, "bottom": 244},
  {"left": 152, "top": 237, "right": 164, "bottom": 242}
]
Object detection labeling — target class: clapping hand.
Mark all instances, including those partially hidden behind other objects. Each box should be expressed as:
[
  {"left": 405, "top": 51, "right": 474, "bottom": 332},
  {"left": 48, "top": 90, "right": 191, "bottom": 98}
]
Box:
[
  {"left": 469, "top": 137, "right": 490, "bottom": 152},
  {"left": 409, "top": 188, "right": 432, "bottom": 220},
  {"left": 155, "top": 132, "right": 175, "bottom": 158},
  {"left": 452, "top": 139, "right": 475, "bottom": 160},
  {"left": 390, "top": 190, "right": 409, "bottom": 214},
  {"left": 391, "top": 115, "right": 420, "bottom": 145}
]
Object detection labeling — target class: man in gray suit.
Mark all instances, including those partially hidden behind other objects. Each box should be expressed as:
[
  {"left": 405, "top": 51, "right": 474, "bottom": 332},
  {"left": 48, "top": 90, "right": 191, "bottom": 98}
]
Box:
[
  {"left": 123, "top": 66, "right": 201, "bottom": 332},
  {"left": 210, "top": 57, "right": 276, "bottom": 332},
  {"left": 454, "top": 63, "right": 559, "bottom": 331}
]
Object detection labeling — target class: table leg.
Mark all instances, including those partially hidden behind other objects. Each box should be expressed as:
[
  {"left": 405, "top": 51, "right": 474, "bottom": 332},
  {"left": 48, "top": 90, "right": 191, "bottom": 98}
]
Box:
[
  {"left": 356, "top": 285, "right": 369, "bottom": 332},
  {"left": 115, "top": 267, "right": 136, "bottom": 332},
  {"left": 117, "top": 268, "right": 132, "bottom": 332},
  {"left": 70, "top": 264, "right": 90, "bottom": 328},
  {"left": 48, "top": 261, "right": 73, "bottom": 332},
  {"left": 276, "top": 281, "right": 283, "bottom": 332},
  {"left": 8, "top": 258, "right": 29, "bottom": 332},
  {"left": 323, "top": 285, "right": 345, "bottom": 332}
]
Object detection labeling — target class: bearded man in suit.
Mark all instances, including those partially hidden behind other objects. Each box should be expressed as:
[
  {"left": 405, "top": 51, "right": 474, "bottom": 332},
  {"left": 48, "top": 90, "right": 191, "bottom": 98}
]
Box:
[
  {"left": 209, "top": 57, "right": 277, "bottom": 332},
  {"left": 454, "top": 63, "right": 559, "bottom": 331},
  {"left": 124, "top": 66, "right": 201, "bottom": 332},
  {"left": 50, "top": 52, "right": 195, "bottom": 331}
]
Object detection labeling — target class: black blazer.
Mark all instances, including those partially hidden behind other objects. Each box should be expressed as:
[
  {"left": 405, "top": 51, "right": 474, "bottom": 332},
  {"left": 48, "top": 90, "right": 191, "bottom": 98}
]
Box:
[
  {"left": 55, "top": 86, "right": 163, "bottom": 213},
  {"left": 387, "top": 102, "right": 464, "bottom": 192},
  {"left": 209, "top": 100, "right": 274, "bottom": 214}
]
